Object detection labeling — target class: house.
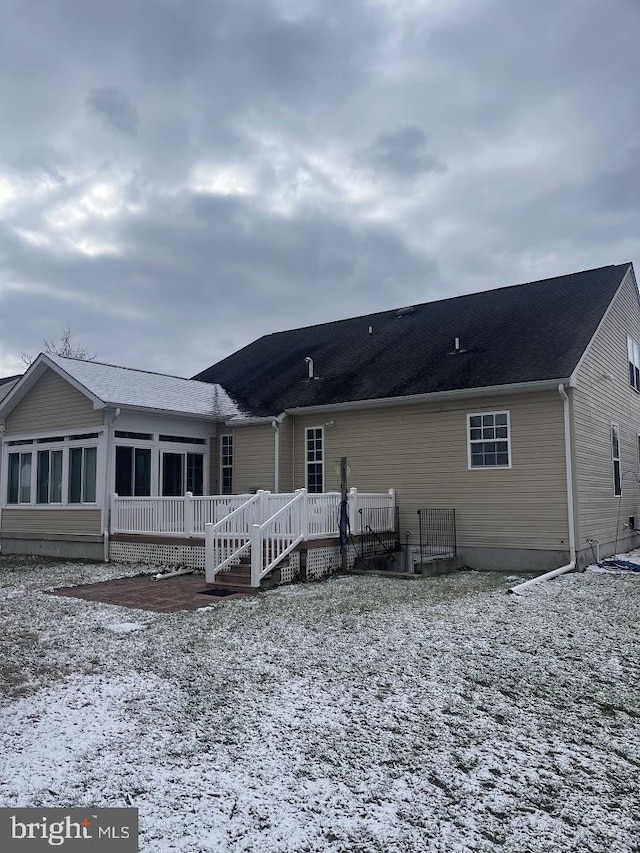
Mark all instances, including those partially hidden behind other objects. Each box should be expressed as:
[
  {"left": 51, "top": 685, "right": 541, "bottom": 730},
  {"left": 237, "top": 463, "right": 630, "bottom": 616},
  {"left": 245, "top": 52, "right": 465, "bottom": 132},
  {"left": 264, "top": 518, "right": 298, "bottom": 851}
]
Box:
[
  {"left": 0, "top": 375, "right": 21, "bottom": 402},
  {"left": 0, "top": 374, "right": 22, "bottom": 519},
  {"left": 193, "top": 261, "right": 640, "bottom": 572},
  {"left": 0, "top": 355, "right": 241, "bottom": 560},
  {"left": 1, "top": 262, "right": 639, "bottom": 576}
]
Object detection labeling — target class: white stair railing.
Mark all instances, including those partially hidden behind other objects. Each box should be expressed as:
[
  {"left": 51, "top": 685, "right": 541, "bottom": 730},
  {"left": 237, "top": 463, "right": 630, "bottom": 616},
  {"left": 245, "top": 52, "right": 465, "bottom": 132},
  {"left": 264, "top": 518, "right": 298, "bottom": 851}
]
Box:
[
  {"left": 204, "top": 493, "right": 261, "bottom": 582},
  {"left": 250, "top": 489, "right": 308, "bottom": 587}
]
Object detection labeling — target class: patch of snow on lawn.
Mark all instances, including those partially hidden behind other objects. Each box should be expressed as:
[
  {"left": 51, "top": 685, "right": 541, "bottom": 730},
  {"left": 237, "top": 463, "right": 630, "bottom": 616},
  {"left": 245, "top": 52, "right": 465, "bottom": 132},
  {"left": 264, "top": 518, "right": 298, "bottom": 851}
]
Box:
[
  {"left": 1, "top": 556, "right": 638, "bottom": 852},
  {"left": 106, "top": 622, "right": 147, "bottom": 633}
]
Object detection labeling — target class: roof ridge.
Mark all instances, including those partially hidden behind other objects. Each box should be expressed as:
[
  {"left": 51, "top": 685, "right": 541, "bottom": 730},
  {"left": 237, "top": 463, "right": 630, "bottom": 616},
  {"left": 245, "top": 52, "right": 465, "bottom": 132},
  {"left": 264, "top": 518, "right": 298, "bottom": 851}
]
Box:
[
  {"left": 261, "top": 262, "right": 631, "bottom": 337},
  {"left": 50, "top": 354, "right": 216, "bottom": 386}
]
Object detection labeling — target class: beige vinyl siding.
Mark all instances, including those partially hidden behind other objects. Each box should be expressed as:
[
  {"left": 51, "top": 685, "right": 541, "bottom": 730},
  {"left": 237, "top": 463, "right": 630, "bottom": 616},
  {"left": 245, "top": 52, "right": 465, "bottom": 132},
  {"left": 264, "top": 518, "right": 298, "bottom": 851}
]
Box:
[
  {"left": 2, "top": 509, "right": 102, "bottom": 535},
  {"left": 232, "top": 424, "right": 275, "bottom": 493},
  {"left": 208, "top": 434, "right": 219, "bottom": 494},
  {"left": 573, "top": 267, "right": 640, "bottom": 551},
  {"left": 278, "top": 418, "right": 294, "bottom": 492},
  {"left": 291, "top": 391, "right": 568, "bottom": 550},
  {"left": 6, "top": 368, "right": 103, "bottom": 434}
]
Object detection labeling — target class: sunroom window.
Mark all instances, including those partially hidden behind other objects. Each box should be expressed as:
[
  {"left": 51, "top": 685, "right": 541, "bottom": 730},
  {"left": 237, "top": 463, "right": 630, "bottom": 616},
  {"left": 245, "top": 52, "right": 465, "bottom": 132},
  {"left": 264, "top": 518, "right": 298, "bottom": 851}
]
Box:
[
  {"left": 68, "top": 446, "right": 97, "bottom": 503},
  {"left": 161, "top": 452, "right": 204, "bottom": 496},
  {"left": 6, "top": 437, "right": 98, "bottom": 506},
  {"left": 7, "top": 452, "right": 32, "bottom": 504},
  {"left": 37, "top": 449, "right": 63, "bottom": 504},
  {"left": 115, "top": 446, "right": 152, "bottom": 497}
]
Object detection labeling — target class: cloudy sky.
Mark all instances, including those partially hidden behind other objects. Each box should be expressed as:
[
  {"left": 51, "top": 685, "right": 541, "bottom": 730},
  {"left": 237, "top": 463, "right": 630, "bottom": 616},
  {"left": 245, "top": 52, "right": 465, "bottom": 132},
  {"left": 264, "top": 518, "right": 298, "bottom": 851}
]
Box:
[{"left": 1, "top": 0, "right": 639, "bottom": 379}]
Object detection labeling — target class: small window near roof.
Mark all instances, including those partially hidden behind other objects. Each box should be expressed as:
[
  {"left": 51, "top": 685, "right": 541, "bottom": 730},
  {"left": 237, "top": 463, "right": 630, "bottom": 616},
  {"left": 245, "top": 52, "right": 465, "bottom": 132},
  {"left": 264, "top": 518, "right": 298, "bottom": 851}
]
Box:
[
  {"left": 468, "top": 412, "right": 511, "bottom": 469},
  {"left": 612, "top": 423, "right": 622, "bottom": 496},
  {"left": 628, "top": 336, "right": 640, "bottom": 392}
]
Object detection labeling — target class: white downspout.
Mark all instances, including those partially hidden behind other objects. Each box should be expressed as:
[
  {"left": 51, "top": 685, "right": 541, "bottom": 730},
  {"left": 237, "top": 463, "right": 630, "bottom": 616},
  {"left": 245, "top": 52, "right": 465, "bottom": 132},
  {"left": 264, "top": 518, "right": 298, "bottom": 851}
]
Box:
[
  {"left": 273, "top": 420, "right": 280, "bottom": 493},
  {"left": 272, "top": 413, "right": 286, "bottom": 494},
  {"left": 510, "top": 383, "right": 577, "bottom": 594}
]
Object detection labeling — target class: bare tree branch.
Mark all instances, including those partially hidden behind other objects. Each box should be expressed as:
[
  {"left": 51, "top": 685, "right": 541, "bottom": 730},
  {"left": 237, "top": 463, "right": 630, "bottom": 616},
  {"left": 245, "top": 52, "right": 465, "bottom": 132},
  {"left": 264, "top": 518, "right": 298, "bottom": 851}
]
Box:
[{"left": 21, "top": 327, "right": 96, "bottom": 366}]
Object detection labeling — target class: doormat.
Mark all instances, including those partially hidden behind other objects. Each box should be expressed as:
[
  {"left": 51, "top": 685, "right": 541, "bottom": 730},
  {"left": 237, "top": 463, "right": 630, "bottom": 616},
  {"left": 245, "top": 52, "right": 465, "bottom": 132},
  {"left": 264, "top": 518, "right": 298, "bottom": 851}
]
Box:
[{"left": 200, "top": 587, "right": 242, "bottom": 597}]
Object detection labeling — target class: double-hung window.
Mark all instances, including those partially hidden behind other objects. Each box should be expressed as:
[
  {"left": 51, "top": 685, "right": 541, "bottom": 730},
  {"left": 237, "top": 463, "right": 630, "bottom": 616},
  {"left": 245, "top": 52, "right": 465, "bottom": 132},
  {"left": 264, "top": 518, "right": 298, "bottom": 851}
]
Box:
[
  {"left": 68, "top": 446, "right": 97, "bottom": 503},
  {"left": 628, "top": 336, "right": 640, "bottom": 391},
  {"left": 220, "top": 435, "right": 233, "bottom": 495},
  {"left": 306, "top": 426, "right": 324, "bottom": 493},
  {"left": 612, "top": 423, "right": 622, "bottom": 496},
  {"left": 115, "top": 446, "right": 152, "bottom": 497},
  {"left": 161, "top": 452, "right": 204, "bottom": 496},
  {"left": 37, "top": 449, "right": 63, "bottom": 503},
  {"left": 7, "top": 452, "right": 32, "bottom": 504},
  {"left": 468, "top": 412, "right": 511, "bottom": 468}
]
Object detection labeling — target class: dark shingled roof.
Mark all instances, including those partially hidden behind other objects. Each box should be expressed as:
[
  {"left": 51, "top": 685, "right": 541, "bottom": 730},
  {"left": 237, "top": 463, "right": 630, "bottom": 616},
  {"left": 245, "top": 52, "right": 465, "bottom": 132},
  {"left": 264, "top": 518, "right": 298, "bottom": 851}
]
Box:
[
  {"left": 193, "top": 263, "right": 633, "bottom": 416},
  {"left": 0, "top": 374, "right": 21, "bottom": 386}
]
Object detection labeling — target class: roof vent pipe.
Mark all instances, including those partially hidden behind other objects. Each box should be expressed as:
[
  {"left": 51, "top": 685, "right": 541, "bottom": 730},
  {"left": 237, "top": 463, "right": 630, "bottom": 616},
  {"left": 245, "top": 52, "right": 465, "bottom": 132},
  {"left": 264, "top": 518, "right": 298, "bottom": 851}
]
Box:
[
  {"left": 455, "top": 337, "right": 460, "bottom": 351},
  {"left": 304, "top": 356, "right": 314, "bottom": 379}
]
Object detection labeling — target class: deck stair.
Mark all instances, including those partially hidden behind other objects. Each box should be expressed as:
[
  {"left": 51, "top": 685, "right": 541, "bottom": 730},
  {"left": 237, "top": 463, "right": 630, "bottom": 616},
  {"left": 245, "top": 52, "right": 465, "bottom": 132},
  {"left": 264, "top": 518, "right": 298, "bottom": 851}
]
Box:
[{"left": 206, "top": 555, "right": 286, "bottom": 591}]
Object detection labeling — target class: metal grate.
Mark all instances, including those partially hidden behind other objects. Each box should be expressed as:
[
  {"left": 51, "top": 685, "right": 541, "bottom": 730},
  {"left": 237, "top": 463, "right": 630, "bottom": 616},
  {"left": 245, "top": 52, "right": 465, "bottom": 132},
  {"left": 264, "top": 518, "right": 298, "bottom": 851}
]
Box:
[{"left": 418, "top": 509, "right": 457, "bottom": 560}]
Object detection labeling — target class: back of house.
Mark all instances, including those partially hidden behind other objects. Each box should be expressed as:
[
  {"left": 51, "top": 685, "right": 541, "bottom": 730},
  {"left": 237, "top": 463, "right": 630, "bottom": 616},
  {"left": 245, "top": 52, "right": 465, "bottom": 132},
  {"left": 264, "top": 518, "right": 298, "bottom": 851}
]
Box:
[
  {"left": 194, "top": 262, "right": 640, "bottom": 571},
  {"left": 2, "top": 262, "right": 639, "bottom": 574}
]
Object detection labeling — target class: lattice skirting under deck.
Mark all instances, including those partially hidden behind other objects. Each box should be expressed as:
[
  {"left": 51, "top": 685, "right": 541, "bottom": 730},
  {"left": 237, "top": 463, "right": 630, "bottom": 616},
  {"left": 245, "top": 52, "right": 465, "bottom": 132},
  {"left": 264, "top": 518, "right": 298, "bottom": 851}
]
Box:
[
  {"left": 110, "top": 540, "right": 205, "bottom": 569},
  {"left": 109, "top": 539, "right": 348, "bottom": 584}
]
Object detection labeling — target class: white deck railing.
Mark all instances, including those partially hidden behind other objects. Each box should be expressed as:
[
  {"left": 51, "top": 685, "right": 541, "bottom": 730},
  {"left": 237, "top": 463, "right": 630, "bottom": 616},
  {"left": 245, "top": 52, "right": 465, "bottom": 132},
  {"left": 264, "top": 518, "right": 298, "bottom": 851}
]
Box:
[
  {"left": 111, "top": 488, "right": 396, "bottom": 588},
  {"left": 111, "top": 493, "right": 254, "bottom": 536}
]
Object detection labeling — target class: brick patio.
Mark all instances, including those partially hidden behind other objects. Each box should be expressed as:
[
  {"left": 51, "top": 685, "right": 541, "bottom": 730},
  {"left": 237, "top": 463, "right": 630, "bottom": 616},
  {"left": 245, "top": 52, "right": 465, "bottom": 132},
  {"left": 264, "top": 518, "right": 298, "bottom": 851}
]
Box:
[{"left": 50, "top": 573, "right": 252, "bottom": 612}]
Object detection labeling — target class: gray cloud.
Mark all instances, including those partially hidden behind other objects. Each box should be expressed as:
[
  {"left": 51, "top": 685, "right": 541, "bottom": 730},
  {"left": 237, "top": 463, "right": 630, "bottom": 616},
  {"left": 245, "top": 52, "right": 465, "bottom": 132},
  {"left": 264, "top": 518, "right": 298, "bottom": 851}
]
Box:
[
  {"left": 356, "top": 127, "right": 445, "bottom": 180},
  {"left": 86, "top": 86, "right": 139, "bottom": 135},
  {"left": 1, "top": 0, "right": 639, "bottom": 377}
]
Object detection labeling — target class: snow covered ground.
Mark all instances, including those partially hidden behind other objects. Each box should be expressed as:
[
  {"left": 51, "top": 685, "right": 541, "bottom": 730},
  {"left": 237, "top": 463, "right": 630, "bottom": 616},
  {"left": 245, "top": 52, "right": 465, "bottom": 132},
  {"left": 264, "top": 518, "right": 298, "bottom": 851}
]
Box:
[{"left": 0, "top": 556, "right": 638, "bottom": 852}]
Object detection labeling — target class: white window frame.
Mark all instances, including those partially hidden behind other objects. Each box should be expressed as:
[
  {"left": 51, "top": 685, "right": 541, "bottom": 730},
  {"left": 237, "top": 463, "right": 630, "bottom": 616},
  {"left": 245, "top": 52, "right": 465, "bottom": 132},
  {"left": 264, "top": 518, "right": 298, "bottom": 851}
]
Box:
[
  {"left": 467, "top": 411, "right": 512, "bottom": 470},
  {"left": 305, "top": 426, "right": 324, "bottom": 493},
  {"left": 3, "top": 433, "right": 101, "bottom": 508},
  {"left": 220, "top": 434, "right": 233, "bottom": 495},
  {"left": 159, "top": 448, "right": 206, "bottom": 496},
  {"left": 628, "top": 335, "right": 640, "bottom": 392},
  {"left": 36, "top": 447, "right": 64, "bottom": 504},
  {"left": 111, "top": 432, "right": 209, "bottom": 498},
  {"left": 67, "top": 443, "right": 98, "bottom": 505},
  {"left": 6, "top": 451, "right": 33, "bottom": 505},
  {"left": 113, "top": 444, "right": 153, "bottom": 497},
  {"left": 611, "top": 421, "right": 622, "bottom": 497}
]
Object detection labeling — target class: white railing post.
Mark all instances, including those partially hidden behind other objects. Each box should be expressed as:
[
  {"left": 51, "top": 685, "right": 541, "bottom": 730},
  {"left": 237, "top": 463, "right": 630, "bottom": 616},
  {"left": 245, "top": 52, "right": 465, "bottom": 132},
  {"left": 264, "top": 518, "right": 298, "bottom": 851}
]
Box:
[
  {"left": 300, "top": 488, "right": 309, "bottom": 539},
  {"left": 184, "top": 491, "right": 194, "bottom": 537},
  {"left": 111, "top": 493, "right": 119, "bottom": 533},
  {"left": 250, "top": 523, "right": 261, "bottom": 587},
  {"left": 256, "top": 489, "right": 266, "bottom": 525},
  {"left": 388, "top": 488, "right": 396, "bottom": 531},
  {"left": 205, "top": 522, "right": 214, "bottom": 581},
  {"left": 349, "top": 487, "right": 359, "bottom": 536}
]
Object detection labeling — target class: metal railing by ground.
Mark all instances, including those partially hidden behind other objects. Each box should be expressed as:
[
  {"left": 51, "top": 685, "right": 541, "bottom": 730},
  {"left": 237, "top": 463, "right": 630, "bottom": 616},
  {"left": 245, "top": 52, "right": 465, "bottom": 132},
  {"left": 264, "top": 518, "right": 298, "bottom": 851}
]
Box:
[
  {"left": 417, "top": 508, "right": 457, "bottom": 560},
  {"left": 354, "top": 505, "right": 400, "bottom": 566}
]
